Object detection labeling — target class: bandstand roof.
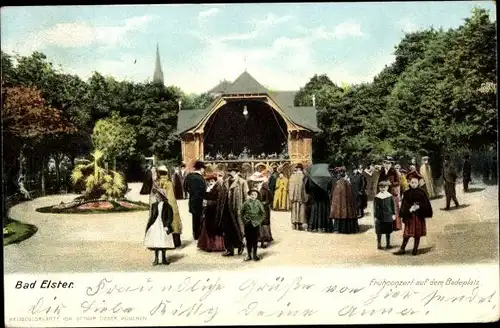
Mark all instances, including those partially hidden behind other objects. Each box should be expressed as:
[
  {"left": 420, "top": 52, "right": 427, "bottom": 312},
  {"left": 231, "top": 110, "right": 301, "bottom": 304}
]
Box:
[{"left": 177, "top": 71, "right": 320, "bottom": 134}]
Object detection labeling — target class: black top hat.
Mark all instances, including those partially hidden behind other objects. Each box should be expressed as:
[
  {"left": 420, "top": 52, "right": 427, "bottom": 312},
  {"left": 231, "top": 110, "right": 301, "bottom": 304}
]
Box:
[{"left": 193, "top": 160, "right": 206, "bottom": 170}]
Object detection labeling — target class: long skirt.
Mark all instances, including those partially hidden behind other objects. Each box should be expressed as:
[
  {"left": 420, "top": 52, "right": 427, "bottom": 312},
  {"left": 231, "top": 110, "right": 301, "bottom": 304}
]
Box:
[
  {"left": 392, "top": 193, "right": 402, "bottom": 231},
  {"left": 144, "top": 217, "right": 170, "bottom": 249},
  {"left": 375, "top": 220, "right": 393, "bottom": 235},
  {"left": 333, "top": 218, "right": 360, "bottom": 234},
  {"left": 258, "top": 225, "right": 273, "bottom": 243},
  {"left": 197, "top": 223, "right": 225, "bottom": 252},
  {"left": 308, "top": 200, "right": 333, "bottom": 233},
  {"left": 403, "top": 215, "right": 427, "bottom": 238}
]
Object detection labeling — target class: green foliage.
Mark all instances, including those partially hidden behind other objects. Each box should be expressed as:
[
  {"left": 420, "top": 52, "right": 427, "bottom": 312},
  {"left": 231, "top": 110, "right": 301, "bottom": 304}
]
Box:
[
  {"left": 71, "top": 150, "right": 127, "bottom": 200},
  {"left": 92, "top": 112, "right": 136, "bottom": 165},
  {"left": 300, "top": 7, "right": 496, "bottom": 166}
]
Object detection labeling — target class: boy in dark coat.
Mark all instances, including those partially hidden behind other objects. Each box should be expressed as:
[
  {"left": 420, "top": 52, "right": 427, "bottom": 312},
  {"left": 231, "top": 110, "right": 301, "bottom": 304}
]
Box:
[{"left": 241, "top": 189, "right": 266, "bottom": 261}]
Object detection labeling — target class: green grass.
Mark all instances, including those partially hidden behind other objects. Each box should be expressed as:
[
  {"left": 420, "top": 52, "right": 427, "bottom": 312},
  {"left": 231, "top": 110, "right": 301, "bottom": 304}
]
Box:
[
  {"left": 35, "top": 199, "right": 149, "bottom": 214},
  {"left": 3, "top": 218, "right": 38, "bottom": 246}
]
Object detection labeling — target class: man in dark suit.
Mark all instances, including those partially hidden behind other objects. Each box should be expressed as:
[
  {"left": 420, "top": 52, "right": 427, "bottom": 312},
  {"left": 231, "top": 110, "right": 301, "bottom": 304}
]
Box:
[
  {"left": 462, "top": 154, "right": 472, "bottom": 192},
  {"left": 181, "top": 164, "right": 188, "bottom": 199},
  {"left": 443, "top": 155, "right": 459, "bottom": 210},
  {"left": 350, "top": 167, "right": 367, "bottom": 218},
  {"left": 184, "top": 161, "right": 207, "bottom": 240},
  {"left": 268, "top": 165, "right": 279, "bottom": 208}
]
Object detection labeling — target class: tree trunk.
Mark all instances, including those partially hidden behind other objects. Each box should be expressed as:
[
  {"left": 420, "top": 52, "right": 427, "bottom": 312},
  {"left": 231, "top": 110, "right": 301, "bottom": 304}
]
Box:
[
  {"left": 41, "top": 155, "right": 46, "bottom": 196},
  {"left": 54, "top": 154, "right": 61, "bottom": 192},
  {"left": 113, "top": 158, "right": 117, "bottom": 171}
]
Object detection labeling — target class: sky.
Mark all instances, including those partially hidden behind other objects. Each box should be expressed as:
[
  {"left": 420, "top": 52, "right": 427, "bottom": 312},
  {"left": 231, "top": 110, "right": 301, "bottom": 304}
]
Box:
[{"left": 1, "top": 2, "right": 496, "bottom": 94}]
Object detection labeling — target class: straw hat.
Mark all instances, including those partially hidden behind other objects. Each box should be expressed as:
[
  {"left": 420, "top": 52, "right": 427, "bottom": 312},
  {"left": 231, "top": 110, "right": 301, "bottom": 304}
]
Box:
[{"left": 157, "top": 165, "right": 169, "bottom": 173}]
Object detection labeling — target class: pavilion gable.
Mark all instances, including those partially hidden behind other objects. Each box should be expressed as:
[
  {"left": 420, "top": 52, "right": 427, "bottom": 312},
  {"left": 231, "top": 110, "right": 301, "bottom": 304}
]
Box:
[{"left": 176, "top": 71, "right": 320, "bottom": 134}]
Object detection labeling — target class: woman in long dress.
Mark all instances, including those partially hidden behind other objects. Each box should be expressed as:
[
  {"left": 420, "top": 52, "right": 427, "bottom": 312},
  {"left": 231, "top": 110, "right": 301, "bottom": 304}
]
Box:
[
  {"left": 156, "top": 165, "right": 182, "bottom": 248},
  {"left": 273, "top": 173, "right": 289, "bottom": 211},
  {"left": 197, "top": 173, "right": 225, "bottom": 252},
  {"left": 330, "top": 167, "right": 359, "bottom": 234},
  {"left": 305, "top": 175, "right": 333, "bottom": 233},
  {"left": 395, "top": 171, "right": 433, "bottom": 256},
  {"left": 144, "top": 190, "right": 174, "bottom": 265}
]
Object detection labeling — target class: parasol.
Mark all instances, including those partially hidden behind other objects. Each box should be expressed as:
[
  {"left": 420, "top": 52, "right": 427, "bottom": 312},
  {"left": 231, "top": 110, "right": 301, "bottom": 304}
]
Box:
[{"left": 306, "top": 163, "right": 333, "bottom": 192}]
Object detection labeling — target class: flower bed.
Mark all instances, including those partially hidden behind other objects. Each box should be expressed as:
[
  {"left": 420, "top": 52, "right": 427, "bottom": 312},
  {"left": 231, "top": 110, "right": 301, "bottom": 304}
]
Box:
[
  {"left": 36, "top": 199, "right": 149, "bottom": 214},
  {"left": 76, "top": 201, "right": 113, "bottom": 210}
]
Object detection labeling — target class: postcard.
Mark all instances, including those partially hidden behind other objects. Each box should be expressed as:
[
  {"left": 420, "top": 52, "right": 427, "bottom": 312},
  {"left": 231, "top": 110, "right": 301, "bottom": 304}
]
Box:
[{"left": 2, "top": 2, "right": 499, "bottom": 326}]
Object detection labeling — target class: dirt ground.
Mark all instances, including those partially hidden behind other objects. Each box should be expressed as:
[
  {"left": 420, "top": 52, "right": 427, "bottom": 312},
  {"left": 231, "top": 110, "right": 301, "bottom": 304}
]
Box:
[{"left": 3, "top": 182, "right": 498, "bottom": 273}]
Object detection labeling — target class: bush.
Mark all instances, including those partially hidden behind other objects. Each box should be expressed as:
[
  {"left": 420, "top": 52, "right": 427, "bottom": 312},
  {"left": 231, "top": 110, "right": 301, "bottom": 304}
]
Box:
[{"left": 71, "top": 150, "right": 127, "bottom": 200}]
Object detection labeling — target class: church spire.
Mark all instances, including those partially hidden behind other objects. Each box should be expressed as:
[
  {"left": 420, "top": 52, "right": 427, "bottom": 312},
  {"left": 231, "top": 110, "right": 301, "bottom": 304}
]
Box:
[{"left": 153, "top": 43, "right": 164, "bottom": 84}]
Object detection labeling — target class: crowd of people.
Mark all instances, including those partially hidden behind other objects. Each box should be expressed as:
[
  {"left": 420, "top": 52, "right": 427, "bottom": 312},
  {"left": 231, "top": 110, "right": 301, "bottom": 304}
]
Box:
[{"left": 139, "top": 153, "right": 472, "bottom": 265}]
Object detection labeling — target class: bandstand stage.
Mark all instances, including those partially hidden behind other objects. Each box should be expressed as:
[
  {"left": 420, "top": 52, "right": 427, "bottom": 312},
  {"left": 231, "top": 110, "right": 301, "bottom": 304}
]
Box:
[{"left": 176, "top": 71, "right": 320, "bottom": 175}]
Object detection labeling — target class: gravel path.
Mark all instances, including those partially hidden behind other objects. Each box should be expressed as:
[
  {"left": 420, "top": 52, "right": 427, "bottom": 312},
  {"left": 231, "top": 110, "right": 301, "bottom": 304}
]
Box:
[{"left": 4, "top": 183, "right": 498, "bottom": 273}]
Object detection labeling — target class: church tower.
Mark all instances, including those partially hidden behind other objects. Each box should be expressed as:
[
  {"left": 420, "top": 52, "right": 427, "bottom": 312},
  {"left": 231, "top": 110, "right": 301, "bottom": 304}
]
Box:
[{"left": 153, "top": 43, "right": 164, "bottom": 84}]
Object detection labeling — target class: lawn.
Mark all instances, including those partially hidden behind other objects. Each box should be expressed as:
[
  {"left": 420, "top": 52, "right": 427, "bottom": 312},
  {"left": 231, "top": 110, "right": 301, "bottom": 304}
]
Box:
[{"left": 3, "top": 217, "right": 38, "bottom": 246}]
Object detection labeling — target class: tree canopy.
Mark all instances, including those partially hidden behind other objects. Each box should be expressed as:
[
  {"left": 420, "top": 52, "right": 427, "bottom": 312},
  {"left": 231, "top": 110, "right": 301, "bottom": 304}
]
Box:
[{"left": 298, "top": 7, "right": 496, "bottom": 166}]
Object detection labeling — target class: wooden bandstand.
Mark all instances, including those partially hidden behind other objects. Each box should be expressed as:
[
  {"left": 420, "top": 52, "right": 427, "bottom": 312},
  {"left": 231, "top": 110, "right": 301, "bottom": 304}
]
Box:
[{"left": 176, "top": 71, "right": 320, "bottom": 174}]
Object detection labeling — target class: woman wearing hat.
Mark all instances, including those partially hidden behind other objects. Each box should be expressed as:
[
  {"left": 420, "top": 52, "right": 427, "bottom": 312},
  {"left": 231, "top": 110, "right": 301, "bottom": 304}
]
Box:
[
  {"left": 419, "top": 156, "right": 436, "bottom": 198},
  {"left": 156, "top": 165, "right": 182, "bottom": 248},
  {"left": 197, "top": 173, "right": 225, "bottom": 252},
  {"left": 395, "top": 171, "right": 433, "bottom": 256},
  {"left": 330, "top": 167, "right": 359, "bottom": 234},
  {"left": 273, "top": 172, "right": 290, "bottom": 211}
]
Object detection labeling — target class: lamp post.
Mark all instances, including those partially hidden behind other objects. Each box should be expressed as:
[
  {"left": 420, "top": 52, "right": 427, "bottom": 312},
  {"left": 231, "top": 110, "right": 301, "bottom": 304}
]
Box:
[
  {"left": 178, "top": 99, "right": 182, "bottom": 111},
  {"left": 312, "top": 94, "right": 316, "bottom": 108}
]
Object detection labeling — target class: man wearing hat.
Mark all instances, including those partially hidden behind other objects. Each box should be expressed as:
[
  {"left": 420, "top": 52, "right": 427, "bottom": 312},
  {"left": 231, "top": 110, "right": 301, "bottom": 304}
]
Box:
[
  {"left": 184, "top": 160, "right": 207, "bottom": 240},
  {"left": 419, "top": 155, "right": 436, "bottom": 198},
  {"left": 443, "top": 155, "right": 459, "bottom": 210},
  {"left": 221, "top": 165, "right": 247, "bottom": 256},
  {"left": 378, "top": 157, "right": 402, "bottom": 231},
  {"left": 289, "top": 164, "right": 308, "bottom": 230},
  {"left": 268, "top": 165, "right": 279, "bottom": 209}
]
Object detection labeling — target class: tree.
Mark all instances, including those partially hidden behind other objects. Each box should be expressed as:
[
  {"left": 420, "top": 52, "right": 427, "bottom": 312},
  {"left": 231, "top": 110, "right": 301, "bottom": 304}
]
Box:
[
  {"left": 186, "top": 92, "right": 216, "bottom": 109},
  {"left": 294, "top": 74, "right": 337, "bottom": 107},
  {"left": 92, "top": 112, "right": 137, "bottom": 170},
  {"left": 2, "top": 85, "right": 77, "bottom": 195}
]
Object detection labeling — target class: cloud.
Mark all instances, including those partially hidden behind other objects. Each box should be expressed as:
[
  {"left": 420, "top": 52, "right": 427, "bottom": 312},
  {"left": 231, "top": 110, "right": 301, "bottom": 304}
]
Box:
[
  {"left": 2, "top": 15, "right": 157, "bottom": 55},
  {"left": 198, "top": 8, "right": 220, "bottom": 19},
  {"left": 218, "top": 13, "right": 294, "bottom": 42},
  {"left": 397, "top": 18, "right": 419, "bottom": 33}
]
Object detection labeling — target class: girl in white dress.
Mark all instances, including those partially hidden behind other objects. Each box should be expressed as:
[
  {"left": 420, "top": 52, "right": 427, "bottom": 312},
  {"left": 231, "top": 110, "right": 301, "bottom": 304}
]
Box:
[{"left": 144, "top": 190, "right": 173, "bottom": 265}]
